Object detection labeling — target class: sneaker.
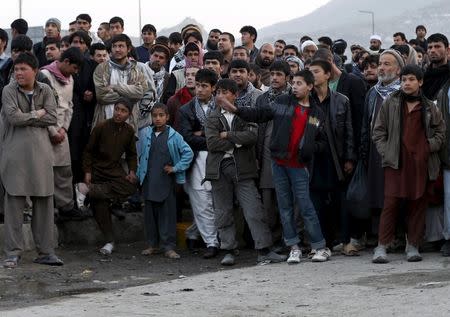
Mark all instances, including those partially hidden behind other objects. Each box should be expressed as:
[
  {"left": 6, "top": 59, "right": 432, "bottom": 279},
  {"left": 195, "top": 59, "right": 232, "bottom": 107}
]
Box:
[
  {"left": 372, "top": 245, "right": 388, "bottom": 263},
  {"left": 311, "top": 247, "right": 331, "bottom": 262},
  {"left": 165, "top": 250, "right": 181, "bottom": 259},
  {"left": 257, "top": 251, "right": 287, "bottom": 264},
  {"left": 406, "top": 244, "right": 422, "bottom": 262},
  {"left": 221, "top": 253, "right": 235, "bottom": 266},
  {"left": 442, "top": 240, "right": 450, "bottom": 257},
  {"left": 307, "top": 249, "right": 316, "bottom": 259},
  {"left": 100, "top": 242, "right": 114, "bottom": 255},
  {"left": 287, "top": 249, "right": 302, "bottom": 264},
  {"left": 203, "top": 247, "right": 219, "bottom": 259}
]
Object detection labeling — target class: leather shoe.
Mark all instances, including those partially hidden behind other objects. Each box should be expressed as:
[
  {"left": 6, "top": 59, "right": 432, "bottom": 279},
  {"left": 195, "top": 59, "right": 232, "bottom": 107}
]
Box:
[{"left": 203, "top": 247, "right": 218, "bottom": 259}]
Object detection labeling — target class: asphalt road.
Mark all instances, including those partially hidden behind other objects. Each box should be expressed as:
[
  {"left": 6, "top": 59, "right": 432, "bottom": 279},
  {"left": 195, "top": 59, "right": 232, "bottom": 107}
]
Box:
[{"left": 2, "top": 248, "right": 449, "bottom": 317}]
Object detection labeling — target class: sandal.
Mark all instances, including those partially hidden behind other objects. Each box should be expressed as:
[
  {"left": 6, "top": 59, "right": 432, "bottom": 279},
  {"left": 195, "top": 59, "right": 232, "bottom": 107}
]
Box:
[
  {"left": 141, "top": 247, "right": 161, "bottom": 256},
  {"left": 341, "top": 243, "right": 360, "bottom": 256},
  {"left": 164, "top": 250, "right": 180, "bottom": 259},
  {"left": 3, "top": 255, "right": 20, "bottom": 268},
  {"left": 33, "top": 254, "right": 64, "bottom": 266}
]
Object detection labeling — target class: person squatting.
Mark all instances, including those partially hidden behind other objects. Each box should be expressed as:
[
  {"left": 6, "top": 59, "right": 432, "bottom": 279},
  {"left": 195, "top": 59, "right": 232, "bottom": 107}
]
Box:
[{"left": 0, "top": 16, "right": 450, "bottom": 268}]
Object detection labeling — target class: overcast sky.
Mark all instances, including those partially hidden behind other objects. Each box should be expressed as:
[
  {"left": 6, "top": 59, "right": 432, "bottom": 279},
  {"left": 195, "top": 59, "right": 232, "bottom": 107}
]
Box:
[{"left": 1, "top": 0, "right": 330, "bottom": 38}]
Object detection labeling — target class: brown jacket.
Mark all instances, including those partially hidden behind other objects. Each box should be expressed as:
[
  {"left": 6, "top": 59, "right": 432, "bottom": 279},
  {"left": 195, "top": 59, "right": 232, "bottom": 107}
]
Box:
[
  {"left": 372, "top": 90, "right": 445, "bottom": 181},
  {"left": 93, "top": 60, "right": 147, "bottom": 133},
  {"left": 0, "top": 81, "right": 57, "bottom": 196}
]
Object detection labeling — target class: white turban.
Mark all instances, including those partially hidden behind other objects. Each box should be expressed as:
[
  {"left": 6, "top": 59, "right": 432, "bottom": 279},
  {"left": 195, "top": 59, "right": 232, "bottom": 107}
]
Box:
[{"left": 301, "top": 40, "right": 318, "bottom": 53}]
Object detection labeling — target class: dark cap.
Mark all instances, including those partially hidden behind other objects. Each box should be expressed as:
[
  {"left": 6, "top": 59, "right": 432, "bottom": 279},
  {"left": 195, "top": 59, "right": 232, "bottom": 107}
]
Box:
[{"left": 150, "top": 42, "right": 172, "bottom": 59}]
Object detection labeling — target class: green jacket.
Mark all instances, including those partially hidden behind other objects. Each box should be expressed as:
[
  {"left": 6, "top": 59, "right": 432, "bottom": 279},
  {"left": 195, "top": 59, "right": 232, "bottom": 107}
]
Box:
[{"left": 372, "top": 90, "right": 445, "bottom": 181}]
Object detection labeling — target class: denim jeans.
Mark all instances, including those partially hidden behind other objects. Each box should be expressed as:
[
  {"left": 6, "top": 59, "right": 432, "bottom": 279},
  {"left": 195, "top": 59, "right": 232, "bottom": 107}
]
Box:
[
  {"left": 443, "top": 170, "right": 450, "bottom": 240},
  {"left": 272, "top": 161, "right": 326, "bottom": 249}
]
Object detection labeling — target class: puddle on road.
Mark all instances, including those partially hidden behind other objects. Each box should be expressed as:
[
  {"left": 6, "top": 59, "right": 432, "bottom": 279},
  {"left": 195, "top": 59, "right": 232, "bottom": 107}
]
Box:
[
  {"left": 0, "top": 277, "right": 108, "bottom": 303},
  {"left": 346, "top": 269, "right": 450, "bottom": 289},
  {"left": 58, "top": 287, "right": 106, "bottom": 296}
]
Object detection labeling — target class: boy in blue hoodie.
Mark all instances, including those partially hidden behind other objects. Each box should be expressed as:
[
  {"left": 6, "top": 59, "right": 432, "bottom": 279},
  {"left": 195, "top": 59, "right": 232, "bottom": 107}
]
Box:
[{"left": 137, "top": 103, "right": 193, "bottom": 259}]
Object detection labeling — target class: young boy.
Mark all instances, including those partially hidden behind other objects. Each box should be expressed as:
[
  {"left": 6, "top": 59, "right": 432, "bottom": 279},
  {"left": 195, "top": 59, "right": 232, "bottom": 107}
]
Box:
[
  {"left": 219, "top": 71, "right": 331, "bottom": 263},
  {"left": 178, "top": 69, "right": 220, "bottom": 258},
  {"left": 372, "top": 65, "right": 445, "bottom": 263},
  {"left": 205, "top": 78, "right": 287, "bottom": 266},
  {"left": 1, "top": 52, "right": 62, "bottom": 268},
  {"left": 81, "top": 97, "right": 138, "bottom": 255},
  {"left": 41, "top": 47, "right": 84, "bottom": 217},
  {"left": 137, "top": 103, "right": 193, "bottom": 259}
]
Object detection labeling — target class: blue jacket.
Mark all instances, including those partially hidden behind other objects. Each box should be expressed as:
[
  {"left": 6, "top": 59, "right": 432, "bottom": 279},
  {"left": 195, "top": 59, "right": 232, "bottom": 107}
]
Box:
[{"left": 137, "top": 125, "right": 193, "bottom": 185}]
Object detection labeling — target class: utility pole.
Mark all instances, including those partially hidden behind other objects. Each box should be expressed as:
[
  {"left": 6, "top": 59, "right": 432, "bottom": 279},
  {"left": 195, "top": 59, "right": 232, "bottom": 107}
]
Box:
[
  {"left": 138, "top": 0, "right": 142, "bottom": 44},
  {"left": 359, "top": 10, "right": 375, "bottom": 34},
  {"left": 19, "top": 0, "right": 22, "bottom": 18}
]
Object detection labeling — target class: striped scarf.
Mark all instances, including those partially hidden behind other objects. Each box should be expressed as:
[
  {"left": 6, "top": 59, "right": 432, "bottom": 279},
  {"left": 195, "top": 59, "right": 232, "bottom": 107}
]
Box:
[
  {"left": 235, "top": 82, "right": 255, "bottom": 108},
  {"left": 194, "top": 96, "right": 215, "bottom": 127},
  {"left": 267, "top": 83, "right": 292, "bottom": 104},
  {"left": 374, "top": 79, "right": 401, "bottom": 100}
]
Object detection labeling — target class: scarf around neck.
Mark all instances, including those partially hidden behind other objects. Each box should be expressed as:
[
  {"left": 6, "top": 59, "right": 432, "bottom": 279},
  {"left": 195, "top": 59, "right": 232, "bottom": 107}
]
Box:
[
  {"left": 235, "top": 82, "right": 256, "bottom": 108},
  {"left": 351, "top": 63, "right": 364, "bottom": 80},
  {"left": 41, "top": 61, "right": 70, "bottom": 85},
  {"left": 194, "top": 96, "right": 216, "bottom": 127},
  {"left": 423, "top": 62, "right": 450, "bottom": 100},
  {"left": 109, "top": 59, "right": 132, "bottom": 71},
  {"left": 267, "top": 83, "right": 292, "bottom": 104},
  {"left": 151, "top": 66, "right": 166, "bottom": 101},
  {"left": 374, "top": 78, "right": 401, "bottom": 100}
]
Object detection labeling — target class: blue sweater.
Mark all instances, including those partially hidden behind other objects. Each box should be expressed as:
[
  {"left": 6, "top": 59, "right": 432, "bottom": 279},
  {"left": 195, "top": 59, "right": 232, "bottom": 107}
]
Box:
[{"left": 137, "top": 125, "right": 193, "bottom": 185}]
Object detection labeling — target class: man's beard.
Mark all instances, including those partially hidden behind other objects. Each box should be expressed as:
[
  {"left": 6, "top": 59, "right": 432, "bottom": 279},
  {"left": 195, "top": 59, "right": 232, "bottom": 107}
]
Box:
[
  {"left": 207, "top": 40, "right": 218, "bottom": 50},
  {"left": 369, "top": 45, "right": 380, "bottom": 51},
  {"left": 150, "top": 61, "right": 162, "bottom": 72},
  {"left": 430, "top": 56, "right": 445, "bottom": 65},
  {"left": 261, "top": 58, "right": 273, "bottom": 67},
  {"left": 378, "top": 72, "right": 397, "bottom": 84}
]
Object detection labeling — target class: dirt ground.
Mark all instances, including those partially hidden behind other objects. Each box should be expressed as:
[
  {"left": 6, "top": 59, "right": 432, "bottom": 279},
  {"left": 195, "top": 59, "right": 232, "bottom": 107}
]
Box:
[{"left": 0, "top": 242, "right": 258, "bottom": 311}]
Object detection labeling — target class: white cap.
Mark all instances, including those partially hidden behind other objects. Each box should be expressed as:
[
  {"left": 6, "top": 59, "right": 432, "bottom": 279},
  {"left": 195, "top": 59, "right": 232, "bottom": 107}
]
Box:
[
  {"left": 301, "top": 40, "right": 318, "bottom": 53},
  {"left": 370, "top": 34, "right": 382, "bottom": 42}
]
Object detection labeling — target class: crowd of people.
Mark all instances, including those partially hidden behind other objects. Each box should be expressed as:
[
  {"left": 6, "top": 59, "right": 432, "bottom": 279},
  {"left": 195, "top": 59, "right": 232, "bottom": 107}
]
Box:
[{"left": 0, "top": 14, "right": 449, "bottom": 269}]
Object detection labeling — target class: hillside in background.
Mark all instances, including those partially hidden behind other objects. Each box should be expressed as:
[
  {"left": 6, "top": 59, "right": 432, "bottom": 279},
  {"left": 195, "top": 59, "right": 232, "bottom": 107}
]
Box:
[
  {"left": 158, "top": 17, "right": 207, "bottom": 38},
  {"left": 257, "top": 0, "right": 448, "bottom": 48},
  {"left": 134, "top": 1, "right": 448, "bottom": 52}
]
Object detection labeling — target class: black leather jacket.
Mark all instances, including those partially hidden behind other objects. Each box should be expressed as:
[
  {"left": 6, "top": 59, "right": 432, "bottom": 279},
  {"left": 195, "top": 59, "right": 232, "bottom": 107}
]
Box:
[
  {"left": 312, "top": 90, "right": 356, "bottom": 181},
  {"left": 237, "top": 93, "right": 327, "bottom": 165}
]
